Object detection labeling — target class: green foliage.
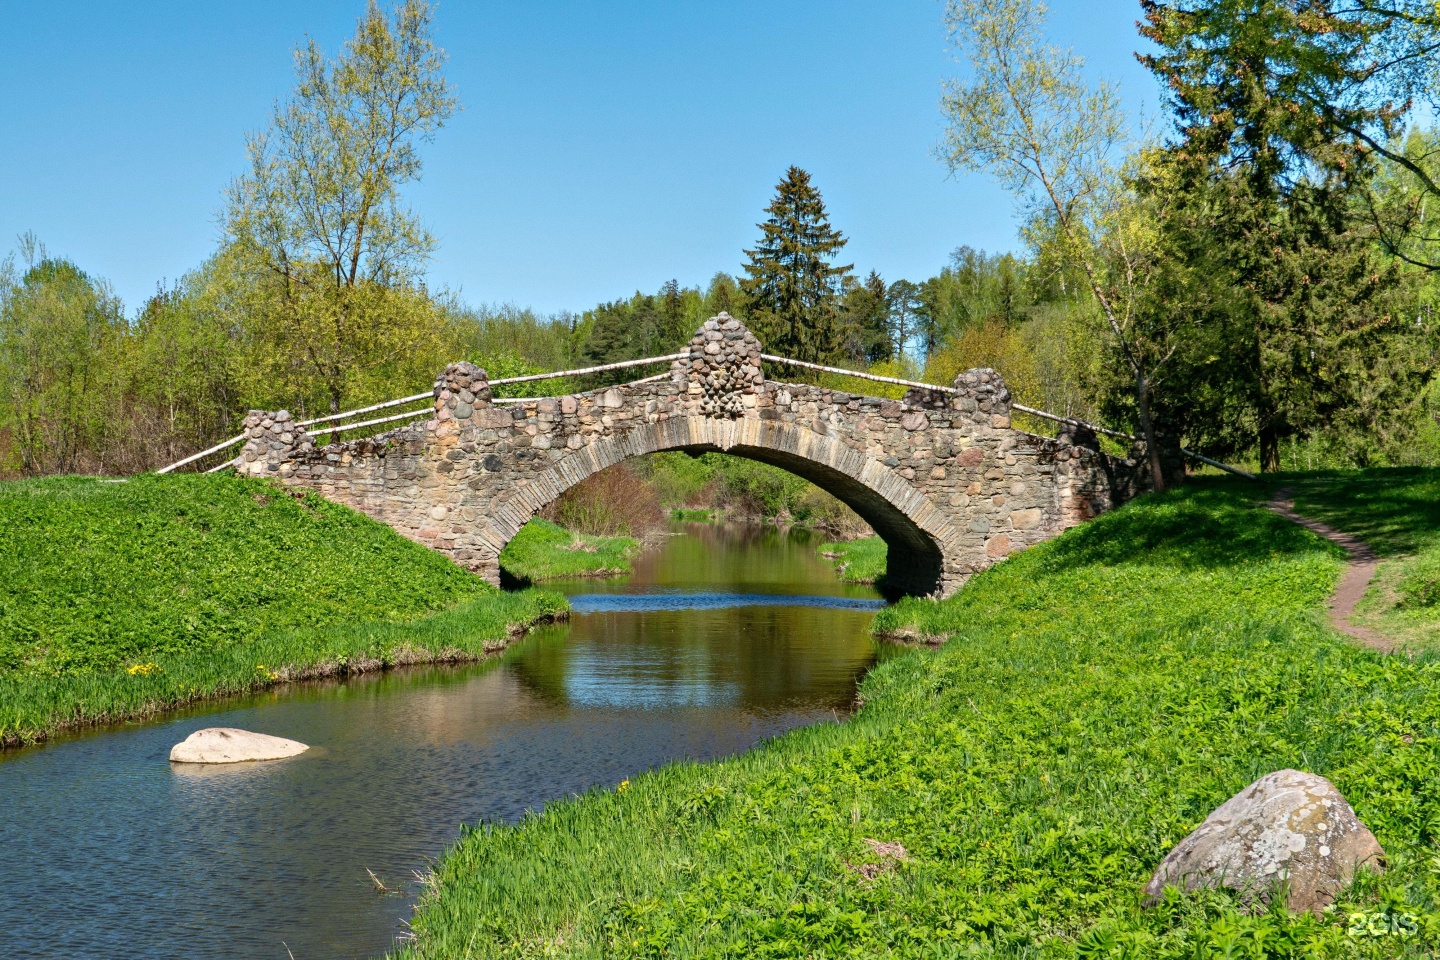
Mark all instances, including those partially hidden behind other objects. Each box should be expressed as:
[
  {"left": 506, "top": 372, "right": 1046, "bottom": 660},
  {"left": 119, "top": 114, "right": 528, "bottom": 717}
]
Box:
[
  {"left": 499, "top": 517, "right": 639, "bottom": 582},
  {"left": 0, "top": 588, "right": 564, "bottom": 749},
  {"left": 0, "top": 474, "right": 496, "bottom": 674},
  {"left": 223, "top": 0, "right": 458, "bottom": 413},
  {"left": 741, "top": 166, "right": 854, "bottom": 366},
  {"left": 0, "top": 473, "right": 564, "bottom": 743},
  {"left": 1397, "top": 556, "right": 1440, "bottom": 609},
  {"left": 1138, "top": 0, "right": 1426, "bottom": 197},
  {"left": 639, "top": 452, "right": 717, "bottom": 509},
  {"left": 918, "top": 246, "right": 1031, "bottom": 354},
  {"left": 0, "top": 240, "right": 126, "bottom": 475},
  {"left": 579, "top": 280, "right": 701, "bottom": 382},
  {"left": 396, "top": 479, "right": 1440, "bottom": 958},
  {"left": 818, "top": 535, "right": 886, "bottom": 584},
  {"left": 940, "top": 0, "right": 1172, "bottom": 489},
  {"left": 1136, "top": 0, "right": 1435, "bottom": 472},
  {"left": 838, "top": 270, "right": 891, "bottom": 365}
]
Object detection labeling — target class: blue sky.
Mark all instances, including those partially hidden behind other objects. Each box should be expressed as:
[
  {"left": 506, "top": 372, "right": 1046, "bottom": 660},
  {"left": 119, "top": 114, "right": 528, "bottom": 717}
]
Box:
[{"left": 1, "top": 1, "right": 1162, "bottom": 316}]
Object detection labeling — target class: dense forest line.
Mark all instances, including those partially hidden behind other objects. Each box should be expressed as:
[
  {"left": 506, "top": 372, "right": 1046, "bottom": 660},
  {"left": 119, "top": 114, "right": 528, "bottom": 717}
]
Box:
[{"left": 5, "top": 0, "right": 1440, "bottom": 485}]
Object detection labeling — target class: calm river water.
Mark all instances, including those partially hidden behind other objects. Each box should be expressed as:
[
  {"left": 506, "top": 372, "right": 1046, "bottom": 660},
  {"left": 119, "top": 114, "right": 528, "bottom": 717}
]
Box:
[{"left": 0, "top": 523, "right": 887, "bottom": 959}]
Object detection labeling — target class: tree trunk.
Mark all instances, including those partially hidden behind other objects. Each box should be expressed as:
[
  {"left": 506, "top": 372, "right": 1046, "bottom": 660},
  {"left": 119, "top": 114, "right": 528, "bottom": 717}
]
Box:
[
  {"left": 1135, "top": 371, "right": 1169, "bottom": 493},
  {"left": 1258, "top": 418, "right": 1280, "bottom": 473}
]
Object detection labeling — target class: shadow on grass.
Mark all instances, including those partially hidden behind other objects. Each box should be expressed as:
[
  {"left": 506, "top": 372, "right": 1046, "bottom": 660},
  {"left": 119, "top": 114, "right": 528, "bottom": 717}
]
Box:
[
  {"left": 1036, "top": 480, "right": 1342, "bottom": 573},
  {"left": 499, "top": 567, "right": 533, "bottom": 591},
  {"left": 1278, "top": 467, "right": 1440, "bottom": 558}
]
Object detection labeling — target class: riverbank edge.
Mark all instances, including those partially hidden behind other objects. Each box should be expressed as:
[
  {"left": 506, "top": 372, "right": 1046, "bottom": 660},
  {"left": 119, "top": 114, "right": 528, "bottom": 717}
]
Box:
[
  {"left": 0, "top": 595, "right": 569, "bottom": 750},
  {"left": 818, "top": 535, "right": 886, "bottom": 585},
  {"left": 498, "top": 517, "right": 643, "bottom": 582},
  {"left": 391, "top": 479, "right": 1440, "bottom": 958}
]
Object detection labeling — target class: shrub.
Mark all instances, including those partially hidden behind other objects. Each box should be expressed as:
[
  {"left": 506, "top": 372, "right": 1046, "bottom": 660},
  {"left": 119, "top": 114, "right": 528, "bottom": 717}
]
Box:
[{"left": 541, "top": 463, "right": 664, "bottom": 537}]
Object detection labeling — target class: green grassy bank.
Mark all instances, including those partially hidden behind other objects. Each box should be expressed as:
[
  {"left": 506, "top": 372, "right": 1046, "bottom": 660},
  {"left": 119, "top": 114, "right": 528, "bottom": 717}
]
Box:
[
  {"left": 397, "top": 477, "right": 1440, "bottom": 959},
  {"left": 0, "top": 474, "right": 568, "bottom": 746},
  {"left": 498, "top": 517, "right": 640, "bottom": 582},
  {"left": 818, "top": 535, "right": 887, "bottom": 584}
]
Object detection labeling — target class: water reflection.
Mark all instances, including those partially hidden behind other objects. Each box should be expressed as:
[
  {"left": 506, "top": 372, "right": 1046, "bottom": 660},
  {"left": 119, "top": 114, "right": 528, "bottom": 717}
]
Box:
[{"left": 0, "top": 522, "right": 886, "bottom": 960}]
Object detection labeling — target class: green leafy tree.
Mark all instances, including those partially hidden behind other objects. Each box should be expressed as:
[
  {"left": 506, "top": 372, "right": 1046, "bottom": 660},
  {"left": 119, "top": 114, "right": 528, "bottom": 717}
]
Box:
[
  {"left": 941, "top": 0, "right": 1174, "bottom": 489},
  {"left": 0, "top": 237, "right": 125, "bottom": 475},
  {"left": 703, "top": 272, "right": 745, "bottom": 319},
  {"left": 124, "top": 258, "right": 244, "bottom": 466},
  {"left": 740, "top": 167, "right": 853, "bottom": 364},
  {"left": 886, "top": 279, "right": 923, "bottom": 362},
  {"left": 1140, "top": 0, "right": 1423, "bottom": 470},
  {"left": 224, "top": 0, "right": 458, "bottom": 414}
]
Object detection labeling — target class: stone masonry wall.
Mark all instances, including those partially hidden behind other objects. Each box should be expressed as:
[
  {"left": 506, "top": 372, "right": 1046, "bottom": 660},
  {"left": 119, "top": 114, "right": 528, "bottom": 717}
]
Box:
[{"left": 237, "top": 314, "right": 1146, "bottom": 596}]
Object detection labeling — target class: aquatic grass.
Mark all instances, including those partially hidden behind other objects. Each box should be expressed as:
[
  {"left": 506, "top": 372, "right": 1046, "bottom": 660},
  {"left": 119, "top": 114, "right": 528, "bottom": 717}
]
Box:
[
  {"left": 818, "top": 535, "right": 886, "bottom": 584},
  {"left": 395, "top": 477, "right": 1440, "bottom": 959},
  {"left": 499, "top": 517, "right": 640, "bottom": 581},
  {"left": 0, "top": 473, "right": 572, "bottom": 745}
]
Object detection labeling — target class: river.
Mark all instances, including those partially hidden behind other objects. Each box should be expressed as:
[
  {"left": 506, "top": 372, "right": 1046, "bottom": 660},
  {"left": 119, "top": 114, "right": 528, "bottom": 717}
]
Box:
[{"left": 0, "top": 522, "right": 887, "bottom": 959}]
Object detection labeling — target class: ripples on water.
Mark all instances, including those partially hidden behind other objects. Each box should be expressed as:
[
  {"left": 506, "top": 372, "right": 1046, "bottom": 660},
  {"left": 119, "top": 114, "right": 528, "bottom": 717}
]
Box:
[{"left": 0, "top": 523, "right": 887, "bottom": 959}]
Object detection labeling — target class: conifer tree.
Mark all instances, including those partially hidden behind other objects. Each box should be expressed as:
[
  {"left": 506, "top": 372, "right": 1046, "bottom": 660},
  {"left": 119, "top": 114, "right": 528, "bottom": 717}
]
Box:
[
  {"left": 840, "top": 270, "right": 892, "bottom": 364},
  {"left": 1140, "top": 0, "right": 1417, "bottom": 470},
  {"left": 740, "top": 167, "right": 853, "bottom": 364}
]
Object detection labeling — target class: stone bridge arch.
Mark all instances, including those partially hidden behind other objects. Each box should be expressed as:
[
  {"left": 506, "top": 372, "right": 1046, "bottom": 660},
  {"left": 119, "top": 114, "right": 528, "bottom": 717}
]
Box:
[
  {"left": 238, "top": 315, "right": 1146, "bottom": 597},
  {"left": 480, "top": 416, "right": 962, "bottom": 595}
]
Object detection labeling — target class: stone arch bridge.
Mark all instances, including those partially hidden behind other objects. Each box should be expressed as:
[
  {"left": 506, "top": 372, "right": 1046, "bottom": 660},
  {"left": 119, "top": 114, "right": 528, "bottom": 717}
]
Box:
[{"left": 236, "top": 316, "right": 1146, "bottom": 597}]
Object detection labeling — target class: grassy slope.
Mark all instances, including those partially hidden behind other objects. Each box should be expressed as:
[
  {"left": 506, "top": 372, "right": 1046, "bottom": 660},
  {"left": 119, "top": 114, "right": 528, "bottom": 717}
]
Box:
[
  {"left": 0, "top": 474, "right": 566, "bottom": 745},
  {"left": 818, "top": 535, "right": 886, "bottom": 584},
  {"left": 1282, "top": 469, "right": 1440, "bottom": 651},
  {"left": 398, "top": 479, "right": 1440, "bottom": 959},
  {"left": 499, "top": 517, "right": 640, "bottom": 581}
]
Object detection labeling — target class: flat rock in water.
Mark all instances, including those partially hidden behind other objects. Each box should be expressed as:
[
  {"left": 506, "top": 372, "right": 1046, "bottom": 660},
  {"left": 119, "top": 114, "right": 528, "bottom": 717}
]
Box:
[
  {"left": 169, "top": 727, "right": 309, "bottom": 764},
  {"left": 1145, "top": 769, "right": 1384, "bottom": 914}
]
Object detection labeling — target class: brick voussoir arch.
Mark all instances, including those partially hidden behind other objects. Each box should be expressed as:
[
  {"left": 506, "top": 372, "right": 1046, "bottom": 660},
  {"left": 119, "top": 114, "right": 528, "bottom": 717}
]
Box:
[{"left": 236, "top": 313, "right": 1147, "bottom": 597}]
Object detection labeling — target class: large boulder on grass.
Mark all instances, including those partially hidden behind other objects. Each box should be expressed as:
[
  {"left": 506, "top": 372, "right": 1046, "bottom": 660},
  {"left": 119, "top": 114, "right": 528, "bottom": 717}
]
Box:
[
  {"left": 1145, "top": 769, "right": 1384, "bottom": 914},
  {"left": 169, "top": 727, "right": 309, "bottom": 764}
]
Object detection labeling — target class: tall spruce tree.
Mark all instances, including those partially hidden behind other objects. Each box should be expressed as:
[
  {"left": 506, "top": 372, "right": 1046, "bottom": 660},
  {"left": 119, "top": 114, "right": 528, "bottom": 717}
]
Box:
[{"left": 740, "top": 167, "right": 853, "bottom": 364}]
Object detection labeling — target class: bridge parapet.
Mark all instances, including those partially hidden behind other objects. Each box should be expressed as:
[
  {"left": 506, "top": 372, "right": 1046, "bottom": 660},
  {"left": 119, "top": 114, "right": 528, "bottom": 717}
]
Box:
[
  {"left": 238, "top": 410, "right": 312, "bottom": 477},
  {"left": 233, "top": 316, "right": 1146, "bottom": 596}
]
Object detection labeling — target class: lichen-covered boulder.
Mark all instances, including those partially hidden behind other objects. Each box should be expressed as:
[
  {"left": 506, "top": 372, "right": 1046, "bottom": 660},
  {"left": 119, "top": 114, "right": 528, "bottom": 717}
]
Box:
[
  {"left": 169, "top": 727, "right": 309, "bottom": 764},
  {"left": 1145, "top": 769, "right": 1384, "bottom": 914}
]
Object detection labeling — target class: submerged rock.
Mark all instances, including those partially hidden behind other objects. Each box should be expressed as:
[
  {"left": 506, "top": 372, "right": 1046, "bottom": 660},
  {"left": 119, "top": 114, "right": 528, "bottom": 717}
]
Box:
[
  {"left": 169, "top": 727, "right": 309, "bottom": 764},
  {"left": 1145, "top": 769, "right": 1384, "bottom": 914}
]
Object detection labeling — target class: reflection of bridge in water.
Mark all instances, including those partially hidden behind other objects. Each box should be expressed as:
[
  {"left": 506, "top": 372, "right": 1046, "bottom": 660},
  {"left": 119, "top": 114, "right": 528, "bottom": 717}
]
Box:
[{"left": 164, "top": 315, "right": 1149, "bottom": 597}]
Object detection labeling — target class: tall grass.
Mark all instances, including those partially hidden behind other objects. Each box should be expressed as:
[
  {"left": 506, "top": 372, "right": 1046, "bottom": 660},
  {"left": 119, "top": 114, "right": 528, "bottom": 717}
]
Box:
[
  {"left": 541, "top": 463, "right": 664, "bottom": 537},
  {"left": 499, "top": 518, "right": 640, "bottom": 582},
  {"left": 395, "top": 479, "right": 1440, "bottom": 958},
  {"left": 818, "top": 535, "right": 887, "bottom": 584}
]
